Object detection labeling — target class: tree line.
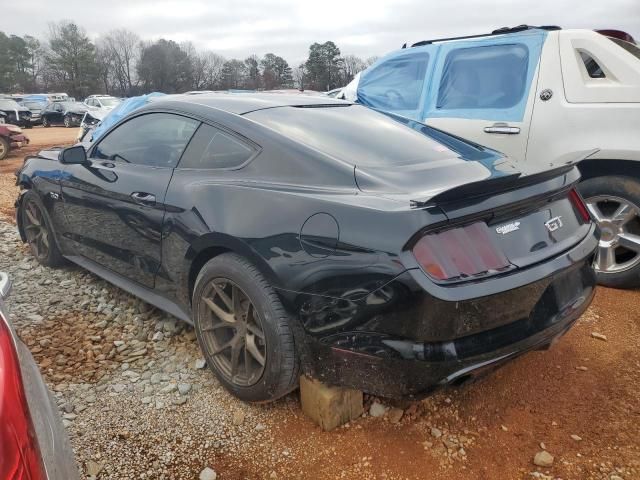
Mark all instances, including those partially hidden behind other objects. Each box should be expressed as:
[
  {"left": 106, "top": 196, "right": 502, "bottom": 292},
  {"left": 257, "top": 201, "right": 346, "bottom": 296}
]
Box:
[{"left": 0, "top": 21, "right": 378, "bottom": 98}]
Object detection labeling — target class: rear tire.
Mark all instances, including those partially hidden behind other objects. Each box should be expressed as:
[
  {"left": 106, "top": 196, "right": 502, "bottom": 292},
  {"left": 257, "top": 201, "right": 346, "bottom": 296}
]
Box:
[
  {"left": 578, "top": 175, "right": 640, "bottom": 288},
  {"left": 192, "top": 253, "right": 299, "bottom": 402},
  {"left": 0, "top": 137, "right": 9, "bottom": 160},
  {"left": 63, "top": 116, "right": 71, "bottom": 128},
  {"left": 20, "top": 191, "right": 65, "bottom": 268}
]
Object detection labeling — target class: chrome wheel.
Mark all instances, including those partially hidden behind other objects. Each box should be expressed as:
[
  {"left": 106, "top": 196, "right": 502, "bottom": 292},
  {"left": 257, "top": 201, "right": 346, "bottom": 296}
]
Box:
[
  {"left": 585, "top": 195, "right": 640, "bottom": 273},
  {"left": 23, "top": 200, "right": 50, "bottom": 261},
  {"left": 197, "top": 279, "right": 267, "bottom": 387}
]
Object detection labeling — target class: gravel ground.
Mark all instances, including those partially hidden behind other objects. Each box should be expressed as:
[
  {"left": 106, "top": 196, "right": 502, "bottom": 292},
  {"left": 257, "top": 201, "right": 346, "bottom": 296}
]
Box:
[{"left": 1, "top": 128, "right": 639, "bottom": 479}]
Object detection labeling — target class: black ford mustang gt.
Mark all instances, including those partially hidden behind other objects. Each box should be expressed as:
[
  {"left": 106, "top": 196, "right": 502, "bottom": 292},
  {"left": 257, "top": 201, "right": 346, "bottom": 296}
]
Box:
[{"left": 15, "top": 93, "right": 598, "bottom": 402}]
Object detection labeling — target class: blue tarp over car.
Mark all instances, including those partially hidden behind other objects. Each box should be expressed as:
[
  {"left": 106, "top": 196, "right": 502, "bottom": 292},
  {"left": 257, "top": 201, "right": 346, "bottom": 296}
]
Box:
[{"left": 90, "top": 92, "right": 166, "bottom": 142}]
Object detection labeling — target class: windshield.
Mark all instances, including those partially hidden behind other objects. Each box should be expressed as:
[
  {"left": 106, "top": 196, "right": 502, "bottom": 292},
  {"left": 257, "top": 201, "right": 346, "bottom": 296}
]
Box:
[
  {"left": 100, "top": 97, "right": 121, "bottom": 106},
  {"left": 609, "top": 37, "right": 640, "bottom": 60},
  {"left": 22, "top": 101, "right": 42, "bottom": 109},
  {"left": 0, "top": 99, "right": 20, "bottom": 109},
  {"left": 246, "top": 104, "right": 493, "bottom": 167},
  {"left": 58, "top": 101, "right": 84, "bottom": 109}
]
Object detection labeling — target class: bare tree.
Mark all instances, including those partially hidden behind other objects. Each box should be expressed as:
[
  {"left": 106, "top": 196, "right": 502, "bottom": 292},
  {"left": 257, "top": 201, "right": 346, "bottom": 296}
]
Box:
[
  {"left": 100, "top": 29, "right": 141, "bottom": 95},
  {"left": 201, "top": 51, "right": 225, "bottom": 90},
  {"left": 341, "top": 54, "right": 367, "bottom": 84},
  {"left": 293, "top": 63, "right": 306, "bottom": 90}
]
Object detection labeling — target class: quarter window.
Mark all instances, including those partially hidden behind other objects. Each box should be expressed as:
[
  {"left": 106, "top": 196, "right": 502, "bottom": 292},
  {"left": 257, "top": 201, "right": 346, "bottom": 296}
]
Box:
[
  {"left": 579, "top": 51, "right": 606, "bottom": 78},
  {"left": 93, "top": 113, "right": 199, "bottom": 168},
  {"left": 437, "top": 44, "right": 529, "bottom": 110},
  {"left": 358, "top": 52, "right": 430, "bottom": 111},
  {"left": 178, "top": 123, "right": 256, "bottom": 169}
]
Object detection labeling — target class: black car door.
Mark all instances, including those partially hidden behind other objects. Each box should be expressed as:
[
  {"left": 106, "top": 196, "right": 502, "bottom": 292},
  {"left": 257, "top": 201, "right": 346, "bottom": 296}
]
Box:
[
  {"left": 53, "top": 103, "right": 65, "bottom": 124},
  {"left": 60, "top": 112, "right": 200, "bottom": 287}
]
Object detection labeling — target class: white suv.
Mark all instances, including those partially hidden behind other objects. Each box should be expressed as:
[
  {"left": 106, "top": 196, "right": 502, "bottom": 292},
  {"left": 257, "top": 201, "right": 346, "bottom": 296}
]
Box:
[
  {"left": 342, "top": 26, "right": 640, "bottom": 287},
  {"left": 83, "top": 95, "right": 121, "bottom": 110}
]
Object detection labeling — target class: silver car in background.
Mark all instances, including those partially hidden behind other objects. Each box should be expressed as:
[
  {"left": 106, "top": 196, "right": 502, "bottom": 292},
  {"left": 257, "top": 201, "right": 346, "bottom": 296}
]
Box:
[{"left": 0, "top": 272, "right": 80, "bottom": 479}]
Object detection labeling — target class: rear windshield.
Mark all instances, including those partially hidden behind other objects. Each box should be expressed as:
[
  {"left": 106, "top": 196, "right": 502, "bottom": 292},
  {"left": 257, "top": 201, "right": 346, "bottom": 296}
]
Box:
[
  {"left": 245, "top": 104, "right": 492, "bottom": 167},
  {"left": 609, "top": 37, "right": 640, "bottom": 60}
]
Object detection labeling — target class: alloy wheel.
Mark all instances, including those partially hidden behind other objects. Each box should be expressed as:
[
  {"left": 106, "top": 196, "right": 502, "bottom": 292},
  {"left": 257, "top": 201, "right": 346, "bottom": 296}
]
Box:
[
  {"left": 23, "top": 200, "right": 50, "bottom": 261},
  {"left": 198, "top": 279, "right": 267, "bottom": 387},
  {"left": 585, "top": 195, "right": 640, "bottom": 273},
  {"left": 0, "top": 140, "right": 6, "bottom": 159},
  {"left": 64, "top": 116, "right": 71, "bottom": 127}
]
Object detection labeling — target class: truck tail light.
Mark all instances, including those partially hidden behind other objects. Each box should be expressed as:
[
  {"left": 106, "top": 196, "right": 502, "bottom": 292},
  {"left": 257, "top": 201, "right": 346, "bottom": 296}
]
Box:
[
  {"left": 0, "top": 316, "right": 46, "bottom": 480},
  {"left": 412, "top": 222, "right": 511, "bottom": 281}
]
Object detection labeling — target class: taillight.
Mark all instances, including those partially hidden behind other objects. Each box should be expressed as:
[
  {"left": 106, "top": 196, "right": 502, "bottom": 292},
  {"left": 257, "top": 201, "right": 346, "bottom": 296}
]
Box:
[
  {"left": 412, "top": 221, "right": 511, "bottom": 282},
  {"left": 569, "top": 188, "right": 591, "bottom": 223},
  {"left": 0, "top": 316, "right": 46, "bottom": 480}
]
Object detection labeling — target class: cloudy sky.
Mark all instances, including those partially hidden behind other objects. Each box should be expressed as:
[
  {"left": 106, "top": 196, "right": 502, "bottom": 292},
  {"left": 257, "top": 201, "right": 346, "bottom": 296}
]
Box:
[{"left": 2, "top": 0, "right": 639, "bottom": 64}]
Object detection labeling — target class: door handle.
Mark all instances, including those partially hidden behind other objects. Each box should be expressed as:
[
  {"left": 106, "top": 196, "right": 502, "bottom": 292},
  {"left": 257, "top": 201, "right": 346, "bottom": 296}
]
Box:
[
  {"left": 130, "top": 192, "right": 156, "bottom": 205},
  {"left": 484, "top": 123, "right": 520, "bottom": 134}
]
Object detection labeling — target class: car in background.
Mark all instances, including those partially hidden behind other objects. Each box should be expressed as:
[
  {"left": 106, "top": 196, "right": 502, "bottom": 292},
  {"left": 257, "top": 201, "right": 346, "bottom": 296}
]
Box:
[
  {"left": 0, "top": 123, "right": 29, "bottom": 160},
  {"left": 83, "top": 95, "right": 122, "bottom": 110},
  {"left": 342, "top": 25, "right": 640, "bottom": 288},
  {"left": 20, "top": 100, "right": 45, "bottom": 126},
  {"left": 23, "top": 93, "right": 69, "bottom": 104},
  {"left": 77, "top": 109, "right": 109, "bottom": 142},
  {"left": 41, "top": 101, "right": 88, "bottom": 128},
  {"left": 0, "top": 272, "right": 80, "bottom": 479},
  {"left": 16, "top": 93, "right": 597, "bottom": 402},
  {"left": 0, "top": 97, "right": 32, "bottom": 128},
  {"left": 324, "top": 88, "right": 343, "bottom": 98}
]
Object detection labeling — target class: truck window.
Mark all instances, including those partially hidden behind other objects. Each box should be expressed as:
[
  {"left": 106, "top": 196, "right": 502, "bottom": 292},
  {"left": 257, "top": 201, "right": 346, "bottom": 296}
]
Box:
[
  {"left": 436, "top": 44, "right": 529, "bottom": 110},
  {"left": 579, "top": 51, "right": 605, "bottom": 78},
  {"left": 357, "top": 52, "right": 429, "bottom": 111}
]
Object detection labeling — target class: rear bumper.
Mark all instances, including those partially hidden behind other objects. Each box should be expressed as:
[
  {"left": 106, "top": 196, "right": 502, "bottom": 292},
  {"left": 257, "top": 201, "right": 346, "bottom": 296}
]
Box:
[{"left": 296, "top": 225, "right": 598, "bottom": 398}]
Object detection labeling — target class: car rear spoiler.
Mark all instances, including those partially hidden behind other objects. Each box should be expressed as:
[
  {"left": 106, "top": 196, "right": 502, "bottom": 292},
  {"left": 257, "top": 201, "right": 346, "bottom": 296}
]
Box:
[{"left": 410, "top": 149, "right": 600, "bottom": 209}]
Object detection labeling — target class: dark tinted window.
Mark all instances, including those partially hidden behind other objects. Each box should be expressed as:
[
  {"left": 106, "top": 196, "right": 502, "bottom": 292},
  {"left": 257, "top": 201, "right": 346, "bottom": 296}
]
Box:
[
  {"left": 358, "top": 52, "right": 429, "bottom": 110},
  {"left": 247, "top": 105, "right": 481, "bottom": 167},
  {"left": 579, "top": 51, "right": 605, "bottom": 78},
  {"left": 93, "top": 113, "right": 199, "bottom": 168},
  {"left": 437, "top": 44, "right": 529, "bottom": 110},
  {"left": 609, "top": 37, "right": 640, "bottom": 60},
  {"left": 179, "top": 123, "right": 256, "bottom": 169}
]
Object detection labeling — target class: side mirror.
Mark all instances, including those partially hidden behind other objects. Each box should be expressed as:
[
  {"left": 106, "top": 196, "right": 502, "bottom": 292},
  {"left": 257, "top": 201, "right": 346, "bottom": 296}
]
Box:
[{"left": 59, "top": 145, "right": 88, "bottom": 165}]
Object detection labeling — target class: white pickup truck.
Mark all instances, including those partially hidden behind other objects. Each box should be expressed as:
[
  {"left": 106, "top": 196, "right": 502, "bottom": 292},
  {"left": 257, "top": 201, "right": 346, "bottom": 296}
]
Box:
[{"left": 342, "top": 26, "right": 640, "bottom": 287}]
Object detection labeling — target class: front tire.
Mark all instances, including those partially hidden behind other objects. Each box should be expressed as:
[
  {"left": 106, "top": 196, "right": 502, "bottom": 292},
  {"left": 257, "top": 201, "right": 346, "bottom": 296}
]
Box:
[
  {"left": 20, "top": 191, "right": 65, "bottom": 268},
  {"left": 63, "top": 115, "right": 71, "bottom": 128},
  {"left": 193, "top": 253, "right": 299, "bottom": 402},
  {"left": 42, "top": 117, "right": 50, "bottom": 128},
  {"left": 579, "top": 175, "right": 640, "bottom": 288}
]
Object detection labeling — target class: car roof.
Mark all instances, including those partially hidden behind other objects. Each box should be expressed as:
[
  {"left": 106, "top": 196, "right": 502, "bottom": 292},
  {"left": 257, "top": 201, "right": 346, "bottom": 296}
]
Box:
[{"left": 153, "top": 92, "right": 353, "bottom": 115}]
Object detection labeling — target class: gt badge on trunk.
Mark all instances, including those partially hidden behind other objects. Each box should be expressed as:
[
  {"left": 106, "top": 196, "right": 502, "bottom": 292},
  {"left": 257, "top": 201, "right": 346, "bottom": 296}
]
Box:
[{"left": 545, "top": 216, "right": 563, "bottom": 232}]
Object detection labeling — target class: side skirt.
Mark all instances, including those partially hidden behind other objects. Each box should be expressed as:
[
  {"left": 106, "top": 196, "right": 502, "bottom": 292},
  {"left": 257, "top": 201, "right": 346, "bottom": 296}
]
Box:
[{"left": 65, "top": 255, "right": 193, "bottom": 324}]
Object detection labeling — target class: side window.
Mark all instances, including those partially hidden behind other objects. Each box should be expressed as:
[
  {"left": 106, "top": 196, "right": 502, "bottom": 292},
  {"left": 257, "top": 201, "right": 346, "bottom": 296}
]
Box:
[
  {"left": 93, "top": 113, "right": 199, "bottom": 168},
  {"left": 437, "top": 44, "right": 529, "bottom": 110},
  {"left": 579, "top": 51, "right": 605, "bottom": 78},
  {"left": 358, "top": 52, "right": 430, "bottom": 111},
  {"left": 178, "top": 123, "right": 256, "bottom": 169}
]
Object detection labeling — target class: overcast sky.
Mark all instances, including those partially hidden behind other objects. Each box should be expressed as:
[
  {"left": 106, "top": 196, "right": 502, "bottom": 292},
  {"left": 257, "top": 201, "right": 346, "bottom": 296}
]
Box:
[{"left": 2, "top": 0, "right": 639, "bottom": 64}]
